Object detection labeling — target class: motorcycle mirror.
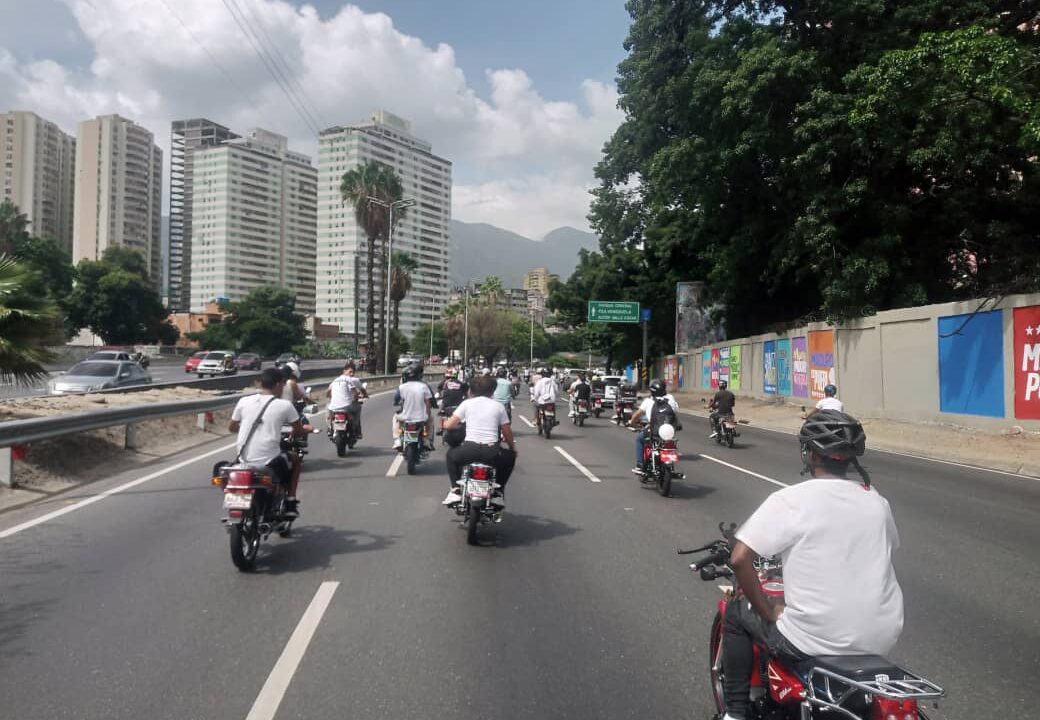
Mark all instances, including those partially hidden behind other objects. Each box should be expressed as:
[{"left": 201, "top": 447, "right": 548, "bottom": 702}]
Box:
[{"left": 362, "top": 382, "right": 369, "bottom": 389}]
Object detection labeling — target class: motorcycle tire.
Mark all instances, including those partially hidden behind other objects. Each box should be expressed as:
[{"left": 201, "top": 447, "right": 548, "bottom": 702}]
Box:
[
  {"left": 715, "top": 431, "right": 723, "bottom": 445},
  {"left": 405, "top": 443, "right": 418, "bottom": 475},
  {"left": 346, "top": 432, "right": 357, "bottom": 450},
  {"left": 657, "top": 465, "right": 672, "bottom": 497},
  {"left": 726, "top": 433, "right": 735, "bottom": 449},
  {"left": 579, "top": 416, "right": 584, "bottom": 427},
  {"left": 229, "top": 516, "right": 260, "bottom": 572},
  {"left": 466, "top": 503, "right": 480, "bottom": 546},
  {"left": 571, "top": 414, "right": 577, "bottom": 425},
  {"left": 709, "top": 611, "right": 727, "bottom": 716},
  {"left": 544, "top": 424, "right": 552, "bottom": 440},
  {"left": 594, "top": 409, "right": 602, "bottom": 418},
  {"left": 335, "top": 432, "right": 347, "bottom": 457}
]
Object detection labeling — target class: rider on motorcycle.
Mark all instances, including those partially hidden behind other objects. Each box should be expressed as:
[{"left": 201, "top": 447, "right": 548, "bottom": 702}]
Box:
[
  {"left": 493, "top": 366, "right": 514, "bottom": 419},
  {"left": 326, "top": 361, "right": 367, "bottom": 439},
  {"left": 628, "top": 379, "right": 680, "bottom": 474},
  {"left": 393, "top": 363, "right": 434, "bottom": 451},
  {"left": 280, "top": 362, "right": 314, "bottom": 441},
  {"left": 229, "top": 368, "right": 304, "bottom": 517},
  {"left": 441, "top": 374, "right": 518, "bottom": 506},
  {"left": 720, "top": 410, "right": 902, "bottom": 720},
  {"left": 613, "top": 378, "right": 637, "bottom": 421},
  {"left": 708, "top": 379, "right": 736, "bottom": 438},
  {"left": 568, "top": 372, "right": 592, "bottom": 417},
  {"left": 531, "top": 367, "right": 560, "bottom": 427},
  {"left": 811, "top": 383, "right": 844, "bottom": 414}
]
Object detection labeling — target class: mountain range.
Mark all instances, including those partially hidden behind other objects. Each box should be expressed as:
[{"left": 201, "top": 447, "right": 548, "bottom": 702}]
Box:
[{"left": 448, "top": 220, "right": 599, "bottom": 288}]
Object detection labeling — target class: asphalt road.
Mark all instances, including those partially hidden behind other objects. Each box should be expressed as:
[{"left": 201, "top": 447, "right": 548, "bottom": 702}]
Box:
[{"left": 0, "top": 392, "right": 1036, "bottom": 719}]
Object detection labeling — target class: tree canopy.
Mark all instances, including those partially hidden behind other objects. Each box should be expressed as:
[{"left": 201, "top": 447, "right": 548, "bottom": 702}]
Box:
[
  {"left": 556, "top": 0, "right": 1040, "bottom": 361},
  {"left": 190, "top": 285, "right": 306, "bottom": 357}
]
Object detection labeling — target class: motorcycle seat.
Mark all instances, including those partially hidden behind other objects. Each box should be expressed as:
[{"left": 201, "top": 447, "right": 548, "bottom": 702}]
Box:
[{"left": 803, "top": 655, "right": 904, "bottom": 679}]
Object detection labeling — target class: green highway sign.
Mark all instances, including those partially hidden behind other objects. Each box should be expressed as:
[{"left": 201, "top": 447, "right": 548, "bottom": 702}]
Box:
[{"left": 588, "top": 301, "right": 641, "bottom": 323}]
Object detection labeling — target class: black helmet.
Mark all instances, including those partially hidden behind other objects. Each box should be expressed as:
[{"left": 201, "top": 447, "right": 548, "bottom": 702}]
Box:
[
  {"left": 649, "top": 379, "right": 666, "bottom": 397},
  {"left": 718, "top": 380, "right": 728, "bottom": 390},
  {"left": 404, "top": 362, "right": 424, "bottom": 381},
  {"left": 824, "top": 384, "right": 838, "bottom": 397},
  {"left": 496, "top": 366, "right": 507, "bottom": 378},
  {"left": 799, "top": 410, "right": 865, "bottom": 460}
]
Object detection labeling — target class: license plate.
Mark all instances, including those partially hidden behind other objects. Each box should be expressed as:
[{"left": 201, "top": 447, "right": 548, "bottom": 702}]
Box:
[
  {"left": 544, "top": 410, "right": 554, "bottom": 417},
  {"left": 403, "top": 432, "right": 418, "bottom": 442},
  {"left": 660, "top": 451, "right": 679, "bottom": 463},
  {"left": 466, "top": 480, "right": 491, "bottom": 499},
  {"left": 223, "top": 492, "right": 253, "bottom": 509},
  {"left": 333, "top": 421, "right": 347, "bottom": 431}
]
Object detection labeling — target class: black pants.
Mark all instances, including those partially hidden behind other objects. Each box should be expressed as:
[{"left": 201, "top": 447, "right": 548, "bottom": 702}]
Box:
[
  {"left": 721, "top": 597, "right": 808, "bottom": 719},
  {"left": 446, "top": 442, "right": 516, "bottom": 489}
]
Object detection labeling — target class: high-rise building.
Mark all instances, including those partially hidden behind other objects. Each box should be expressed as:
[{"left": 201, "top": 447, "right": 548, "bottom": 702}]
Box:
[
  {"left": 0, "top": 111, "right": 76, "bottom": 251},
  {"left": 316, "top": 110, "right": 452, "bottom": 340},
  {"left": 189, "top": 128, "right": 317, "bottom": 313},
  {"left": 168, "top": 119, "right": 239, "bottom": 311},
  {"left": 523, "top": 267, "right": 559, "bottom": 297},
  {"left": 73, "top": 114, "right": 163, "bottom": 285}
]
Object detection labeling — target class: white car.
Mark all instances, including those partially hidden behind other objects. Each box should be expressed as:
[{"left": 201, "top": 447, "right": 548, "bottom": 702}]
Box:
[{"left": 196, "top": 351, "right": 238, "bottom": 377}]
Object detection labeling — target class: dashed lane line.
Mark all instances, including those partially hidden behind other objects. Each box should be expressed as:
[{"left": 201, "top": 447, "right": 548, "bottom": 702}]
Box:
[
  {"left": 386, "top": 454, "right": 404, "bottom": 477},
  {"left": 518, "top": 415, "right": 535, "bottom": 428},
  {"left": 244, "top": 581, "right": 340, "bottom": 720},
  {"left": 554, "top": 446, "right": 602, "bottom": 483},
  {"left": 698, "top": 453, "right": 790, "bottom": 489}
]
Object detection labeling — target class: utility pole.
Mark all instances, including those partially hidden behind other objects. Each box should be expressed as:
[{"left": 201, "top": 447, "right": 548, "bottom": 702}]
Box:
[
  {"left": 463, "top": 285, "right": 470, "bottom": 367},
  {"left": 529, "top": 309, "right": 534, "bottom": 369}
]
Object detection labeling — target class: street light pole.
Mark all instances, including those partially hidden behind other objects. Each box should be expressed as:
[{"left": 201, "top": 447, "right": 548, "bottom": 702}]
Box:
[
  {"left": 463, "top": 286, "right": 470, "bottom": 367},
  {"left": 367, "top": 196, "right": 415, "bottom": 373},
  {"left": 529, "top": 310, "right": 534, "bottom": 370}
]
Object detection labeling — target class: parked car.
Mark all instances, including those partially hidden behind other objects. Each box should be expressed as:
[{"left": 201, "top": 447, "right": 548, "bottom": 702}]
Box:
[
  {"left": 184, "top": 350, "right": 208, "bottom": 373},
  {"left": 196, "top": 351, "right": 238, "bottom": 377},
  {"left": 274, "top": 353, "right": 300, "bottom": 369},
  {"left": 50, "top": 360, "right": 152, "bottom": 395},
  {"left": 236, "top": 352, "right": 262, "bottom": 371},
  {"left": 88, "top": 350, "right": 133, "bottom": 362}
]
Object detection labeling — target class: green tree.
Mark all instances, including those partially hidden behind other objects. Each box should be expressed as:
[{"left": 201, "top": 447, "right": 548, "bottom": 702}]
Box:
[
  {"left": 191, "top": 285, "right": 306, "bottom": 357},
  {"left": 65, "top": 247, "right": 178, "bottom": 344},
  {"left": 339, "top": 161, "right": 407, "bottom": 372},
  {"left": 478, "top": 275, "right": 503, "bottom": 308},
  {"left": 389, "top": 250, "right": 419, "bottom": 332},
  {"left": 0, "top": 255, "right": 58, "bottom": 384},
  {"left": 0, "top": 200, "right": 30, "bottom": 255},
  {"left": 507, "top": 314, "right": 550, "bottom": 363},
  {"left": 413, "top": 320, "right": 450, "bottom": 359},
  {"left": 14, "top": 234, "right": 74, "bottom": 301}
]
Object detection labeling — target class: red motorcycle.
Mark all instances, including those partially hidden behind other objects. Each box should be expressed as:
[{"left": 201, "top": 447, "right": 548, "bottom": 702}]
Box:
[{"left": 680, "top": 523, "right": 944, "bottom": 720}]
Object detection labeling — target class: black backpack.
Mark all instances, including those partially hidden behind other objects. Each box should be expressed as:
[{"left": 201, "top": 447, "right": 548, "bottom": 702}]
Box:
[{"left": 649, "top": 398, "right": 679, "bottom": 437}]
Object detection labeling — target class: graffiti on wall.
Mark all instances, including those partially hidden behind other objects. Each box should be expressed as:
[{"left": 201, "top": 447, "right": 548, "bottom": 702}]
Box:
[
  {"left": 937, "top": 310, "right": 1005, "bottom": 417},
  {"left": 1014, "top": 306, "right": 1040, "bottom": 420},
  {"left": 763, "top": 341, "right": 777, "bottom": 394},
  {"left": 776, "top": 338, "right": 792, "bottom": 396},
  {"left": 720, "top": 347, "right": 730, "bottom": 386},
  {"left": 730, "top": 346, "right": 742, "bottom": 390},
  {"left": 792, "top": 336, "right": 809, "bottom": 398},
  {"left": 710, "top": 348, "right": 721, "bottom": 389},
  {"left": 662, "top": 356, "right": 678, "bottom": 389},
  {"left": 808, "top": 330, "right": 836, "bottom": 400},
  {"left": 702, "top": 350, "right": 711, "bottom": 389}
]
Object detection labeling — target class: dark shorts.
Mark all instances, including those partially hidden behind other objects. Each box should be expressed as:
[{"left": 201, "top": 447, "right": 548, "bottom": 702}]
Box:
[{"left": 266, "top": 454, "right": 293, "bottom": 486}]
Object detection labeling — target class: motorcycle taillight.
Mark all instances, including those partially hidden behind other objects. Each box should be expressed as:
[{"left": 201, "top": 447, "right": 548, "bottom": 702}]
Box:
[
  {"left": 870, "top": 697, "right": 919, "bottom": 720},
  {"left": 545, "top": 403, "right": 554, "bottom": 411},
  {"left": 227, "top": 470, "right": 254, "bottom": 487},
  {"left": 469, "top": 465, "right": 489, "bottom": 480},
  {"left": 662, "top": 440, "right": 677, "bottom": 449},
  {"left": 334, "top": 413, "right": 348, "bottom": 421},
  {"left": 405, "top": 422, "right": 421, "bottom": 431}
]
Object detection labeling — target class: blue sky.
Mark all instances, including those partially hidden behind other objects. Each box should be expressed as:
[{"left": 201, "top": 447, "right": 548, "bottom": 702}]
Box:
[{"left": 0, "top": 1, "right": 633, "bottom": 236}]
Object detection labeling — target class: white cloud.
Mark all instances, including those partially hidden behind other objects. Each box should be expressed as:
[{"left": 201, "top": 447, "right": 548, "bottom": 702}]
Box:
[{"left": 0, "top": 0, "right": 622, "bottom": 236}]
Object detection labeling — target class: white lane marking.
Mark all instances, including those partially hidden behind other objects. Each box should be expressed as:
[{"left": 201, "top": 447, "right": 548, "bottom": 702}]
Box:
[
  {"left": 698, "top": 453, "right": 790, "bottom": 489},
  {"left": 386, "top": 454, "right": 404, "bottom": 477},
  {"left": 554, "top": 446, "right": 601, "bottom": 483},
  {"left": 0, "top": 441, "right": 238, "bottom": 540},
  {"left": 245, "top": 581, "right": 340, "bottom": 720},
  {"left": 518, "top": 415, "right": 535, "bottom": 428},
  {"left": 679, "top": 407, "right": 1039, "bottom": 481}
]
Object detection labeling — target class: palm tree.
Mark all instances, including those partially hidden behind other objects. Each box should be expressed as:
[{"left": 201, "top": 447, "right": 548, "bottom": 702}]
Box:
[
  {"left": 0, "top": 254, "right": 57, "bottom": 384},
  {"left": 339, "top": 161, "right": 406, "bottom": 372},
  {"left": 389, "top": 251, "right": 420, "bottom": 333},
  {"left": 0, "top": 200, "right": 30, "bottom": 255},
  {"left": 480, "top": 275, "right": 504, "bottom": 308}
]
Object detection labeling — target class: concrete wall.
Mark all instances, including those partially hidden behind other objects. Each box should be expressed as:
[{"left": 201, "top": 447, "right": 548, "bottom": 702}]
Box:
[{"left": 656, "top": 293, "right": 1040, "bottom": 432}]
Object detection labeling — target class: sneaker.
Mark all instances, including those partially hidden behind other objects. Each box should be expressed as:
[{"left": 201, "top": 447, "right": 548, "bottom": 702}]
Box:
[
  {"left": 283, "top": 499, "right": 300, "bottom": 518},
  {"left": 709, "top": 431, "right": 718, "bottom": 438},
  {"left": 442, "top": 490, "right": 462, "bottom": 506},
  {"left": 392, "top": 439, "right": 402, "bottom": 450}
]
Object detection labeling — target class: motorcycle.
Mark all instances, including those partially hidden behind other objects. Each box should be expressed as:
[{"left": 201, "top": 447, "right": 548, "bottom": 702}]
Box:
[
  {"left": 679, "top": 523, "right": 945, "bottom": 720},
  {"left": 634, "top": 422, "right": 684, "bottom": 496},
  {"left": 714, "top": 412, "right": 739, "bottom": 448},
  {"left": 592, "top": 396, "right": 604, "bottom": 418},
  {"left": 212, "top": 464, "right": 294, "bottom": 571},
  {"left": 572, "top": 398, "right": 590, "bottom": 426},
  {"left": 453, "top": 462, "right": 504, "bottom": 545},
  {"left": 613, "top": 397, "right": 635, "bottom": 426},
  {"left": 536, "top": 402, "right": 557, "bottom": 439},
  {"left": 399, "top": 419, "right": 431, "bottom": 475}
]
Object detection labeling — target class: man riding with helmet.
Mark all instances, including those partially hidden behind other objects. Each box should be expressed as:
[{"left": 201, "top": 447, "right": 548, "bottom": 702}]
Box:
[
  {"left": 531, "top": 367, "right": 561, "bottom": 429},
  {"left": 627, "top": 379, "right": 680, "bottom": 474},
  {"left": 437, "top": 367, "right": 468, "bottom": 432},
  {"left": 708, "top": 379, "right": 736, "bottom": 438},
  {"left": 326, "top": 361, "right": 367, "bottom": 441},
  {"left": 493, "top": 366, "right": 514, "bottom": 420},
  {"left": 719, "top": 411, "right": 903, "bottom": 720},
  {"left": 568, "top": 372, "right": 592, "bottom": 418},
  {"left": 812, "top": 383, "right": 844, "bottom": 414},
  {"left": 392, "top": 363, "right": 434, "bottom": 451}
]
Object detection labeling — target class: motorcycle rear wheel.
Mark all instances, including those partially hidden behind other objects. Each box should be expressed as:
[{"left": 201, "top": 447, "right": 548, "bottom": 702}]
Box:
[
  {"left": 405, "top": 443, "right": 418, "bottom": 475},
  {"left": 656, "top": 465, "right": 672, "bottom": 497},
  {"left": 466, "top": 503, "right": 480, "bottom": 545},
  {"left": 726, "top": 432, "right": 735, "bottom": 449},
  {"left": 335, "top": 431, "right": 347, "bottom": 457},
  {"left": 230, "top": 517, "right": 260, "bottom": 572},
  {"left": 710, "top": 611, "right": 727, "bottom": 715},
  {"left": 579, "top": 415, "right": 585, "bottom": 427},
  {"left": 544, "top": 423, "right": 552, "bottom": 440}
]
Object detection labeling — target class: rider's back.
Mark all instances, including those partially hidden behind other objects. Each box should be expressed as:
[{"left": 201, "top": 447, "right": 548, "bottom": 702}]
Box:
[{"left": 737, "top": 477, "right": 903, "bottom": 658}]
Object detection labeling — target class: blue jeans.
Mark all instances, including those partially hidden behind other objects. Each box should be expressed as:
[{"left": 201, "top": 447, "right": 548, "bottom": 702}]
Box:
[{"left": 635, "top": 429, "right": 646, "bottom": 468}]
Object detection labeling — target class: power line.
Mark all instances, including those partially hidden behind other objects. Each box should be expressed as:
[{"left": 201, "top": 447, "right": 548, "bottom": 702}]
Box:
[
  {"left": 221, "top": 0, "right": 321, "bottom": 135},
  {"left": 155, "top": 0, "right": 260, "bottom": 116}
]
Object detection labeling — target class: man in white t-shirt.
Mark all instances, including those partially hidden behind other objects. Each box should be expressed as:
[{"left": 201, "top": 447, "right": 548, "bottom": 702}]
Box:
[
  {"left": 531, "top": 369, "right": 560, "bottom": 427},
  {"left": 326, "top": 361, "right": 368, "bottom": 437},
  {"left": 719, "top": 410, "right": 903, "bottom": 720},
  {"left": 442, "top": 375, "right": 517, "bottom": 506},
  {"left": 813, "top": 383, "right": 844, "bottom": 413},
  {"left": 393, "top": 363, "right": 433, "bottom": 450},
  {"left": 230, "top": 368, "right": 304, "bottom": 517},
  {"left": 626, "top": 379, "right": 680, "bottom": 473}
]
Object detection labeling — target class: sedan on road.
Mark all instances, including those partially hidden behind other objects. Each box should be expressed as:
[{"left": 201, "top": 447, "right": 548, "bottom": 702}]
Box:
[
  {"left": 274, "top": 352, "right": 300, "bottom": 369},
  {"left": 236, "top": 353, "right": 262, "bottom": 371},
  {"left": 184, "top": 350, "right": 207, "bottom": 373},
  {"left": 49, "top": 360, "right": 153, "bottom": 394},
  {"left": 196, "top": 351, "right": 238, "bottom": 378}
]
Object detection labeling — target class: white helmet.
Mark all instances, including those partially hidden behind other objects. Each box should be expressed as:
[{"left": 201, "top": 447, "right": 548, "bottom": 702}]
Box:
[
  {"left": 286, "top": 361, "right": 301, "bottom": 378},
  {"left": 658, "top": 423, "right": 676, "bottom": 441}
]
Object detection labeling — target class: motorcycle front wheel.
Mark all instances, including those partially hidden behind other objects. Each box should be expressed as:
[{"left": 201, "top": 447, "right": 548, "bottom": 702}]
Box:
[
  {"left": 229, "top": 516, "right": 260, "bottom": 572},
  {"left": 405, "top": 443, "right": 418, "bottom": 475},
  {"left": 726, "top": 432, "right": 735, "bottom": 449},
  {"left": 656, "top": 465, "right": 672, "bottom": 497},
  {"left": 466, "top": 503, "right": 480, "bottom": 545},
  {"left": 709, "top": 612, "right": 727, "bottom": 715}
]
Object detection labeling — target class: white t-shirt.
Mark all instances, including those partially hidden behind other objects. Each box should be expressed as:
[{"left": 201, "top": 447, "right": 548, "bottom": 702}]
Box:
[
  {"left": 736, "top": 477, "right": 904, "bottom": 657},
  {"left": 532, "top": 376, "right": 560, "bottom": 404},
  {"left": 453, "top": 396, "right": 510, "bottom": 444},
  {"left": 399, "top": 381, "right": 432, "bottom": 422},
  {"left": 638, "top": 394, "right": 678, "bottom": 418},
  {"left": 815, "top": 397, "right": 844, "bottom": 412},
  {"left": 231, "top": 394, "right": 300, "bottom": 466},
  {"left": 328, "top": 374, "right": 364, "bottom": 410}
]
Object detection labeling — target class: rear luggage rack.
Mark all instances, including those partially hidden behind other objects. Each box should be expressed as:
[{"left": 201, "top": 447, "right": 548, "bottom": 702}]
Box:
[{"left": 806, "top": 667, "right": 944, "bottom": 719}]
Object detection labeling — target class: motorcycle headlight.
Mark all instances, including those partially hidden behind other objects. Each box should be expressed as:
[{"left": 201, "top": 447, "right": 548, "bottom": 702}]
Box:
[{"left": 658, "top": 423, "right": 675, "bottom": 441}]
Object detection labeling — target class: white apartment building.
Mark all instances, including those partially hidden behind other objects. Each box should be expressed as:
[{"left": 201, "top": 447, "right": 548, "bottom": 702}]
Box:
[
  {"left": 73, "top": 114, "right": 163, "bottom": 285},
  {"left": 1, "top": 111, "right": 76, "bottom": 251},
  {"left": 316, "top": 110, "right": 451, "bottom": 340},
  {"left": 189, "top": 128, "right": 317, "bottom": 314}
]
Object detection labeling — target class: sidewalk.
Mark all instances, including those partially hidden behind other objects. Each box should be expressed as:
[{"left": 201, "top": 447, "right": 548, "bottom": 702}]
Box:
[{"left": 673, "top": 390, "right": 1040, "bottom": 479}]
